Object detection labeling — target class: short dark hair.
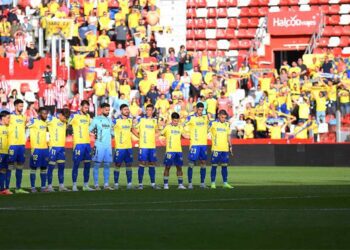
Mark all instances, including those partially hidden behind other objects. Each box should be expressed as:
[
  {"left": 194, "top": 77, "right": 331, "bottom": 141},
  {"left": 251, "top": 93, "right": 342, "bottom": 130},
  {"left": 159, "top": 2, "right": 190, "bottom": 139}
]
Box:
[
  {"left": 80, "top": 100, "right": 89, "bottom": 106},
  {"left": 120, "top": 104, "right": 128, "bottom": 111},
  {"left": 218, "top": 110, "right": 228, "bottom": 116},
  {"left": 0, "top": 110, "right": 10, "bottom": 119},
  {"left": 196, "top": 102, "right": 204, "bottom": 109},
  {"left": 61, "top": 108, "right": 71, "bottom": 119},
  {"left": 171, "top": 112, "right": 180, "bottom": 119},
  {"left": 100, "top": 102, "right": 110, "bottom": 108},
  {"left": 38, "top": 107, "right": 47, "bottom": 113},
  {"left": 14, "top": 99, "right": 24, "bottom": 106},
  {"left": 146, "top": 104, "right": 154, "bottom": 109}
]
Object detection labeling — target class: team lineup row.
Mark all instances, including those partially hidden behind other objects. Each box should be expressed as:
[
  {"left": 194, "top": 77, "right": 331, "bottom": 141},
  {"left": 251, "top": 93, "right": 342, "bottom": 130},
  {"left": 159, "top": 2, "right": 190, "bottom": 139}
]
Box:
[{"left": 0, "top": 99, "right": 234, "bottom": 195}]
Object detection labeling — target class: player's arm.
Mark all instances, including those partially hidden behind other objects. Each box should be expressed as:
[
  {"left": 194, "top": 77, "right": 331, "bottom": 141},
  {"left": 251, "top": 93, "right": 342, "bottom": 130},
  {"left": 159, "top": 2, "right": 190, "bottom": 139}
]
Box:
[
  {"left": 89, "top": 117, "right": 97, "bottom": 133},
  {"left": 131, "top": 117, "right": 140, "bottom": 138}
]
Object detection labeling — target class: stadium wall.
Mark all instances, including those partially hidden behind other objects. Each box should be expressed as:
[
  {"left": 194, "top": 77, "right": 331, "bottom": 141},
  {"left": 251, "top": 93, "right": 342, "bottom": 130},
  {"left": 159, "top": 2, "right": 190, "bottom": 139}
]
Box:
[{"left": 24, "top": 145, "right": 350, "bottom": 168}]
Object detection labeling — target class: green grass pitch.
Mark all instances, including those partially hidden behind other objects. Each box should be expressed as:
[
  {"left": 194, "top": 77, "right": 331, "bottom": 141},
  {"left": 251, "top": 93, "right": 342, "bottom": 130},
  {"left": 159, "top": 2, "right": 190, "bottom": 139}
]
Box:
[{"left": 1, "top": 166, "right": 350, "bottom": 249}]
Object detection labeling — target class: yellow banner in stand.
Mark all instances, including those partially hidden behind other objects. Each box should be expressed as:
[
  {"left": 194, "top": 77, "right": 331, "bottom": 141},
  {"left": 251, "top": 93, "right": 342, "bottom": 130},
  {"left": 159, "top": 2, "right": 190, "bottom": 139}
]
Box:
[{"left": 46, "top": 18, "right": 73, "bottom": 39}]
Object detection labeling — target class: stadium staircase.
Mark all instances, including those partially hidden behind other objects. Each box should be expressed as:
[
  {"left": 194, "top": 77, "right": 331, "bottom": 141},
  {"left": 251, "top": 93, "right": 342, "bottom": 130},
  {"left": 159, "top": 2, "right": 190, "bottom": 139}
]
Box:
[{"left": 186, "top": 0, "right": 350, "bottom": 61}]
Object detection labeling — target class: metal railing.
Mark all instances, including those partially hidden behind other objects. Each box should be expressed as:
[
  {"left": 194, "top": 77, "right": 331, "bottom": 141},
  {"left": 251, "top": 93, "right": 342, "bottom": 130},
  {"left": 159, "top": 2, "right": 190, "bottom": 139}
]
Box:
[
  {"left": 246, "top": 16, "right": 268, "bottom": 65},
  {"left": 304, "top": 14, "right": 325, "bottom": 55}
]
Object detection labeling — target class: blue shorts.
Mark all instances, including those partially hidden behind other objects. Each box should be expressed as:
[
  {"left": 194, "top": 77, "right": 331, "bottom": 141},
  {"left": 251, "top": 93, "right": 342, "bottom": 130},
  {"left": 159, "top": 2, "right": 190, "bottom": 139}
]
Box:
[
  {"left": 138, "top": 148, "right": 157, "bottom": 163},
  {"left": 211, "top": 151, "right": 229, "bottom": 164},
  {"left": 49, "top": 147, "right": 66, "bottom": 163},
  {"left": 8, "top": 145, "right": 25, "bottom": 164},
  {"left": 188, "top": 145, "right": 207, "bottom": 162},
  {"left": 30, "top": 149, "right": 49, "bottom": 169},
  {"left": 73, "top": 144, "right": 92, "bottom": 163},
  {"left": 164, "top": 152, "right": 183, "bottom": 167},
  {"left": 114, "top": 149, "right": 133, "bottom": 164},
  {"left": 0, "top": 154, "right": 9, "bottom": 169},
  {"left": 92, "top": 145, "right": 113, "bottom": 163}
]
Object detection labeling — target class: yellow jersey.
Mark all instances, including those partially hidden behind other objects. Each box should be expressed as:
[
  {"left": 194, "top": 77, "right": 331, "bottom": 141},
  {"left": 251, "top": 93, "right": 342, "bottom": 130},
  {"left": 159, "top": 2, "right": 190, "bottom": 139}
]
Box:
[
  {"left": 269, "top": 126, "right": 281, "bottom": 139},
  {"left": 97, "top": 35, "right": 111, "bottom": 49},
  {"left": 226, "top": 78, "right": 237, "bottom": 95},
  {"left": 339, "top": 89, "right": 349, "bottom": 103},
  {"left": 209, "top": 120, "right": 230, "bottom": 152},
  {"left": 256, "top": 116, "right": 267, "bottom": 131},
  {"left": 260, "top": 78, "right": 271, "bottom": 92},
  {"left": 139, "top": 79, "right": 152, "bottom": 96},
  {"left": 9, "top": 112, "right": 26, "bottom": 146},
  {"left": 73, "top": 54, "right": 86, "bottom": 70},
  {"left": 0, "top": 125, "right": 9, "bottom": 154},
  {"left": 184, "top": 114, "right": 208, "bottom": 146},
  {"left": 113, "top": 117, "right": 133, "bottom": 149},
  {"left": 295, "top": 124, "right": 308, "bottom": 139},
  {"left": 97, "top": 0, "right": 108, "bottom": 17},
  {"left": 155, "top": 99, "right": 170, "bottom": 114},
  {"left": 94, "top": 82, "right": 107, "bottom": 96},
  {"left": 84, "top": 1, "right": 94, "bottom": 16},
  {"left": 244, "top": 123, "right": 254, "bottom": 139},
  {"left": 134, "top": 117, "right": 158, "bottom": 149},
  {"left": 47, "top": 116, "right": 67, "bottom": 147},
  {"left": 28, "top": 118, "right": 48, "bottom": 149},
  {"left": 161, "top": 124, "right": 183, "bottom": 153},
  {"left": 69, "top": 111, "right": 91, "bottom": 145},
  {"left": 315, "top": 96, "right": 327, "bottom": 112},
  {"left": 206, "top": 98, "right": 217, "bottom": 115},
  {"left": 299, "top": 103, "right": 310, "bottom": 119},
  {"left": 191, "top": 72, "right": 202, "bottom": 87},
  {"left": 139, "top": 43, "right": 150, "bottom": 58},
  {"left": 128, "top": 12, "right": 141, "bottom": 29},
  {"left": 99, "top": 16, "right": 110, "bottom": 30}
]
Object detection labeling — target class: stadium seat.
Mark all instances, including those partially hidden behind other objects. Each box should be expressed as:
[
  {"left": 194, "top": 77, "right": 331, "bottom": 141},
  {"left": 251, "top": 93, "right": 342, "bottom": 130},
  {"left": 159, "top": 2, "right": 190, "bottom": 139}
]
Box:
[
  {"left": 247, "top": 28, "right": 257, "bottom": 37},
  {"left": 328, "top": 15, "right": 341, "bottom": 25},
  {"left": 343, "top": 25, "right": 350, "bottom": 35},
  {"left": 333, "top": 47, "right": 343, "bottom": 56},
  {"left": 258, "top": 0, "right": 269, "bottom": 5},
  {"left": 238, "top": 40, "right": 252, "bottom": 49},
  {"left": 300, "top": 5, "right": 311, "bottom": 11},
  {"left": 310, "top": 5, "right": 320, "bottom": 12},
  {"left": 216, "top": 29, "right": 226, "bottom": 39},
  {"left": 186, "top": 29, "right": 195, "bottom": 39},
  {"left": 218, "top": 0, "right": 228, "bottom": 6},
  {"left": 290, "top": 5, "right": 300, "bottom": 11},
  {"left": 318, "top": 37, "right": 329, "bottom": 47},
  {"left": 187, "top": 8, "right": 197, "bottom": 18},
  {"left": 240, "top": 7, "right": 250, "bottom": 16},
  {"left": 238, "top": 0, "right": 250, "bottom": 6},
  {"left": 207, "top": 0, "right": 219, "bottom": 7},
  {"left": 339, "top": 4, "right": 350, "bottom": 14},
  {"left": 207, "top": 8, "right": 217, "bottom": 18},
  {"left": 237, "top": 29, "right": 248, "bottom": 38},
  {"left": 196, "top": 40, "right": 207, "bottom": 50},
  {"left": 320, "top": 5, "right": 330, "bottom": 14},
  {"left": 196, "top": 8, "right": 208, "bottom": 18},
  {"left": 322, "top": 26, "right": 333, "bottom": 36},
  {"left": 239, "top": 18, "right": 249, "bottom": 27},
  {"left": 217, "top": 50, "right": 226, "bottom": 57},
  {"left": 207, "top": 19, "right": 217, "bottom": 28},
  {"left": 195, "top": 0, "right": 207, "bottom": 8},
  {"left": 249, "top": 7, "right": 260, "bottom": 16},
  {"left": 328, "top": 36, "right": 340, "bottom": 47},
  {"left": 195, "top": 29, "right": 206, "bottom": 39},
  {"left": 186, "top": 40, "right": 196, "bottom": 50},
  {"left": 258, "top": 7, "right": 269, "bottom": 16},
  {"left": 218, "top": 8, "right": 228, "bottom": 17},
  {"left": 206, "top": 29, "right": 217, "bottom": 39},
  {"left": 187, "top": 0, "right": 196, "bottom": 8},
  {"left": 343, "top": 47, "right": 350, "bottom": 54},
  {"left": 268, "top": 0, "right": 280, "bottom": 5},
  {"left": 229, "top": 39, "right": 239, "bottom": 49},
  {"left": 329, "top": 5, "right": 340, "bottom": 14},
  {"left": 333, "top": 26, "right": 343, "bottom": 36},
  {"left": 217, "top": 18, "right": 229, "bottom": 28},
  {"left": 187, "top": 19, "right": 195, "bottom": 29},
  {"left": 269, "top": 6, "right": 280, "bottom": 12},
  {"left": 207, "top": 40, "right": 218, "bottom": 50},
  {"left": 339, "top": 36, "right": 349, "bottom": 46},
  {"left": 228, "top": 18, "right": 238, "bottom": 28},
  {"left": 218, "top": 39, "right": 230, "bottom": 50},
  {"left": 340, "top": 14, "right": 350, "bottom": 25},
  {"left": 228, "top": 7, "right": 241, "bottom": 17},
  {"left": 207, "top": 51, "right": 217, "bottom": 58},
  {"left": 226, "top": 50, "right": 239, "bottom": 57},
  {"left": 195, "top": 19, "right": 206, "bottom": 29},
  {"left": 227, "top": 0, "right": 238, "bottom": 6},
  {"left": 288, "top": 0, "right": 299, "bottom": 4},
  {"left": 226, "top": 29, "right": 236, "bottom": 39},
  {"left": 248, "top": 18, "right": 260, "bottom": 27},
  {"left": 279, "top": 0, "right": 289, "bottom": 5},
  {"left": 319, "top": 0, "right": 329, "bottom": 4}
]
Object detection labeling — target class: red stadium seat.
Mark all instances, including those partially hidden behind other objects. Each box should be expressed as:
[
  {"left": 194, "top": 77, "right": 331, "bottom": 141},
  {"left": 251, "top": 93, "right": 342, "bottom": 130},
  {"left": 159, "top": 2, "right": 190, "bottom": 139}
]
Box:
[
  {"left": 227, "top": 0, "right": 237, "bottom": 6},
  {"left": 319, "top": 0, "right": 329, "bottom": 4},
  {"left": 290, "top": 6, "right": 299, "bottom": 12},
  {"left": 207, "top": 8, "right": 217, "bottom": 18},
  {"left": 207, "top": 51, "right": 217, "bottom": 57},
  {"left": 207, "top": 40, "right": 218, "bottom": 50},
  {"left": 228, "top": 18, "right": 238, "bottom": 28},
  {"left": 238, "top": 40, "right": 252, "bottom": 49},
  {"left": 196, "top": 40, "right": 207, "bottom": 50},
  {"left": 320, "top": 5, "right": 329, "bottom": 14},
  {"left": 240, "top": 7, "right": 250, "bottom": 16},
  {"left": 226, "top": 29, "right": 236, "bottom": 39},
  {"left": 216, "top": 29, "right": 225, "bottom": 39},
  {"left": 318, "top": 37, "right": 329, "bottom": 47},
  {"left": 186, "top": 40, "right": 196, "bottom": 50},
  {"left": 217, "top": 50, "right": 226, "bottom": 57},
  {"left": 246, "top": 28, "right": 256, "bottom": 38},
  {"left": 329, "top": 15, "right": 340, "bottom": 25},
  {"left": 187, "top": 19, "right": 195, "bottom": 29},
  {"left": 279, "top": 0, "right": 289, "bottom": 5},
  {"left": 343, "top": 26, "right": 350, "bottom": 35},
  {"left": 249, "top": 7, "right": 259, "bottom": 17},
  {"left": 237, "top": 29, "right": 248, "bottom": 38},
  {"left": 187, "top": 0, "right": 196, "bottom": 8},
  {"left": 229, "top": 40, "right": 239, "bottom": 49},
  {"left": 329, "top": 5, "right": 340, "bottom": 14},
  {"left": 195, "top": 29, "right": 206, "bottom": 39},
  {"left": 288, "top": 0, "right": 299, "bottom": 5},
  {"left": 333, "top": 26, "right": 343, "bottom": 36},
  {"left": 333, "top": 47, "right": 342, "bottom": 56},
  {"left": 186, "top": 8, "right": 196, "bottom": 18},
  {"left": 310, "top": 5, "right": 320, "bottom": 12},
  {"left": 322, "top": 26, "right": 333, "bottom": 36},
  {"left": 239, "top": 18, "right": 249, "bottom": 27},
  {"left": 258, "top": 0, "right": 269, "bottom": 5},
  {"left": 339, "top": 36, "right": 349, "bottom": 47},
  {"left": 195, "top": 0, "right": 207, "bottom": 8},
  {"left": 195, "top": 19, "right": 207, "bottom": 29},
  {"left": 186, "top": 29, "right": 195, "bottom": 39},
  {"left": 218, "top": 0, "right": 228, "bottom": 7},
  {"left": 248, "top": 18, "right": 260, "bottom": 27},
  {"left": 218, "top": 8, "right": 228, "bottom": 17},
  {"left": 258, "top": 7, "right": 269, "bottom": 16},
  {"left": 279, "top": 6, "right": 289, "bottom": 12},
  {"left": 206, "top": 19, "right": 217, "bottom": 28}
]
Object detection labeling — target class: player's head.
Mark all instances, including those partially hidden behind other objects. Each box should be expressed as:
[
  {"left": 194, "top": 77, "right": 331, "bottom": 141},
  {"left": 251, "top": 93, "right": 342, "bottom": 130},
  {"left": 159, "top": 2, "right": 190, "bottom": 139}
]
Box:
[
  {"left": 58, "top": 108, "right": 70, "bottom": 122},
  {"left": 14, "top": 99, "right": 24, "bottom": 113},
  {"left": 145, "top": 104, "right": 154, "bottom": 118},
  {"left": 100, "top": 102, "right": 110, "bottom": 117},
  {"left": 80, "top": 100, "right": 89, "bottom": 114},
  {"left": 196, "top": 102, "right": 204, "bottom": 116},
  {"left": 0, "top": 110, "right": 10, "bottom": 126},
  {"left": 120, "top": 104, "right": 130, "bottom": 117},
  {"left": 38, "top": 107, "right": 48, "bottom": 121},
  {"left": 218, "top": 110, "right": 228, "bottom": 122},
  {"left": 171, "top": 112, "right": 180, "bottom": 126}
]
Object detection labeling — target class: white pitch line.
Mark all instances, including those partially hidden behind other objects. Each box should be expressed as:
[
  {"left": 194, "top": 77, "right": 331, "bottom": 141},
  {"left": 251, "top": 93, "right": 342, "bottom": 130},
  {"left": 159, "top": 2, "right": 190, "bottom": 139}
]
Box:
[
  {"left": 1, "top": 195, "right": 350, "bottom": 211},
  {"left": 1, "top": 208, "right": 350, "bottom": 212}
]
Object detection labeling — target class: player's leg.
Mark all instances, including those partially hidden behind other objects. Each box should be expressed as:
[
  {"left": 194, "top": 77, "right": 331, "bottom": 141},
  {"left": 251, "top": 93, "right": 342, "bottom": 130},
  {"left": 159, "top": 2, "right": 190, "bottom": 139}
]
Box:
[
  {"left": 175, "top": 153, "right": 185, "bottom": 189},
  {"left": 39, "top": 149, "right": 49, "bottom": 192},
  {"left": 40, "top": 167, "right": 48, "bottom": 192},
  {"left": 72, "top": 145, "right": 82, "bottom": 191},
  {"left": 187, "top": 146, "right": 198, "bottom": 189},
  {"left": 210, "top": 151, "right": 219, "bottom": 189},
  {"left": 0, "top": 168, "right": 6, "bottom": 192},
  {"left": 93, "top": 161, "right": 101, "bottom": 190},
  {"left": 82, "top": 144, "right": 93, "bottom": 191},
  {"left": 57, "top": 147, "right": 68, "bottom": 191},
  {"left": 29, "top": 152, "right": 37, "bottom": 193},
  {"left": 199, "top": 146, "right": 208, "bottom": 188},
  {"left": 47, "top": 148, "right": 57, "bottom": 192},
  {"left": 103, "top": 147, "right": 113, "bottom": 190},
  {"left": 0, "top": 155, "right": 12, "bottom": 194},
  {"left": 125, "top": 149, "right": 133, "bottom": 189},
  {"left": 163, "top": 152, "right": 173, "bottom": 189},
  {"left": 7, "top": 146, "right": 15, "bottom": 191},
  {"left": 14, "top": 145, "right": 28, "bottom": 193},
  {"left": 138, "top": 148, "right": 146, "bottom": 189},
  {"left": 221, "top": 152, "right": 233, "bottom": 189},
  {"left": 113, "top": 149, "right": 122, "bottom": 189},
  {"left": 148, "top": 149, "right": 158, "bottom": 189}
]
